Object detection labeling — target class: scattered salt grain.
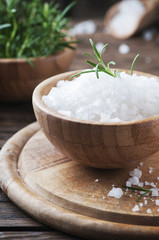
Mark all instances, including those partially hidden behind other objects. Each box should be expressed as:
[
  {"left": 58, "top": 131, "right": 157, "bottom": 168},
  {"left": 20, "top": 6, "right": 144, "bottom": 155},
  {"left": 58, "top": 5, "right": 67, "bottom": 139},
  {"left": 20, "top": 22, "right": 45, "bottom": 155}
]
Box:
[
  {"left": 108, "top": 0, "right": 145, "bottom": 37},
  {"left": 144, "top": 200, "right": 148, "bottom": 205},
  {"left": 145, "top": 57, "right": 152, "bottom": 64},
  {"left": 96, "top": 42, "right": 105, "bottom": 53},
  {"left": 155, "top": 200, "right": 159, "bottom": 206},
  {"left": 95, "top": 179, "right": 99, "bottom": 182},
  {"left": 129, "top": 194, "right": 132, "bottom": 197},
  {"left": 69, "top": 20, "right": 96, "bottom": 35},
  {"left": 140, "top": 162, "right": 143, "bottom": 166},
  {"left": 151, "top": 189, "right": 158, "bottom": 197},
  {"left": 128, "top": 176, "right": 139, "bottom": 185},
  {"left": 149, "top": 169, "right": 153, "bottom": 174},
  {"left": 126, "top": 181, "right": 131, "bottom": 187},
  {"left": 147, "top": 208, "right": 152, "bottom": 214},
  {"left": 138, "top": 182, "right": 144, "bottom": 188},
  {"left": 143, "top": 29, "right": 156, "bottom": 41},
  {"left": 118, "top": 44, "right": 130, "bottom": 54},
  {"left": 102, "top": 196, "right": 106, "bottom": 200},
  {"left": 139, "top": 203, "right": 143, "bottom": 207},
  {"left": 150, "top": 182, "right": 156, "bottom": 188},
  {"left": 130, "top": 168, "right": 142, "bottom": 179},
  {"left": 157, "top": 177, "right": 159, "bottom": 181},
  {"left": 157, "top": 209, "right": 159, "bottom": 212},
  {"left": 132, "top": 204, "right": 139, "bottom": 212},
  {"left": 43, "top": 71, "right": 159, "bottom": 122},
  {"left": 107, "top": 187, "right": 123, "bottom": 199}
]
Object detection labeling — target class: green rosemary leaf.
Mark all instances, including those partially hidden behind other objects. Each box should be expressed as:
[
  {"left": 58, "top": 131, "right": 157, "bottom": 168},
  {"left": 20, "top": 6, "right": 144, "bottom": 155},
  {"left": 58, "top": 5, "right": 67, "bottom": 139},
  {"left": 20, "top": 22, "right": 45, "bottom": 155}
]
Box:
[
  {"left": 89, "top": 39, "right": 100, "bottom": 59},
  {"left": 122, "top": 185, "right": 152, "bottom": 202},
  {"left": 100, "top": 43, "right": 108, "bottom": 58},
  {"left": 70, "top": 70, "right": 97, "bottom": 78},
  {"left": 95, "top": 63, "right": 100, "bottom": 79},
  {"left": 131, "top": 54, "right": 140, "bottom": 76},
  {"left": 86, "top": 60, "right": 97, "bottom": 68},
  {"left": 83, "top": 52, "right": 97, "bottom": 60},
  {"left": 107, "top": 61, "right": 116, "bottom": 69},
  {"left": 137, "top": 192, "right": 148, "bottom": 202}
]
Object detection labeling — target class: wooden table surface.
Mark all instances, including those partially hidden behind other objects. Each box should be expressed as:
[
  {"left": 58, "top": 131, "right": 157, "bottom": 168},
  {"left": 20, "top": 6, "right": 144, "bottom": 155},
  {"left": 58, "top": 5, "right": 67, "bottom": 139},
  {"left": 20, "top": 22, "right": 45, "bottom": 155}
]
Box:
[{"left": 0, "top": 19, "right": 159, "bottom": 239}]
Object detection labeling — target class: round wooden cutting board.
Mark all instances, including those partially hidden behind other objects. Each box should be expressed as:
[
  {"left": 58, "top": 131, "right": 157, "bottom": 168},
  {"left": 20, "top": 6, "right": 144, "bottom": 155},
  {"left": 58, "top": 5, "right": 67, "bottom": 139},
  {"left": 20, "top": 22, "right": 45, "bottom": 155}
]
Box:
[{"left": 1, "top": 122, "right": 159, "bottom": 239}]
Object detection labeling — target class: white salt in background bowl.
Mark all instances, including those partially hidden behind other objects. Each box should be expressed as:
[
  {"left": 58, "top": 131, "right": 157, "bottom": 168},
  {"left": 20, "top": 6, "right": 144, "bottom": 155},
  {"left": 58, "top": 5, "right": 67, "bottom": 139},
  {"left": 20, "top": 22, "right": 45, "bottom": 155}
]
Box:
[{"left": 33, "top": 69, "right": 159, "bottom": 169}]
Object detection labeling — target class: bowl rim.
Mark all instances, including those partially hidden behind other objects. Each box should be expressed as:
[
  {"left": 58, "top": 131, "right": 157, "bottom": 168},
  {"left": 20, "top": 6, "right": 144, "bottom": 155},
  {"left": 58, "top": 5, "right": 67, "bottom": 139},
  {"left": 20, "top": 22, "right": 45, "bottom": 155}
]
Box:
[
  {"left": 0, "top": 46, "right": 75, "bottom": 63},
  {"left": 33, "top": 69, "right": 159, "bottom": 126}
]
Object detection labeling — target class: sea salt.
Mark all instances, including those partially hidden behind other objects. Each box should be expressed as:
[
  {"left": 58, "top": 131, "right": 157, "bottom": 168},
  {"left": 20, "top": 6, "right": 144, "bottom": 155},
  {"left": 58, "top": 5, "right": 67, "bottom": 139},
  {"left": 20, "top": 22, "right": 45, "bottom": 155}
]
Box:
[
  {"left": 95, "top": 179, "right": 99, "bottom": 183},
  {"left": 96, "top": 42, "right": 105, "bottom": 53},
  {"left": 130, "top": 168, "right": 142, "bottom": 179},
  {"left": 147, "top": 208, "right": 152, "bottom": 214},
  {"left": 139, "top": 203, "right": 143, "bottom": 207},
  {"left": 132, "top": 204, "right": 139, "bottom": 212},
  {"left": 143, "top": 29, "right": 156, "bottom": 41},
  {"left": 118, "top": 44, "right": 130, "bottom": 54},
  {"left": 69, "top": 20, "right": 96, "bottom": 35},
  {"left": 107, "top": 187, "right": 123, "bottom": 199},
  {"left": 43, "top": 71, "right": 159, "bottom": 122},
  {"left": 156, "top": 200, "right": 159, "bottom": 205},
  {"left": 108, "top": 0, "right": 145, "bottom": 37}
]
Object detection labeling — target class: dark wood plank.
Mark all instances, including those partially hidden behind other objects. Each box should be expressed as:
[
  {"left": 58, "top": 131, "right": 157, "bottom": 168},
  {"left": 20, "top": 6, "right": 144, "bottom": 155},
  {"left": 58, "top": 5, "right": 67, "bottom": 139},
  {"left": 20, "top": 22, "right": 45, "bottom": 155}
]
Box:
[
  {"left": 0, "top": 19, "right": 159, "bottom": 239},
  {"left": 0, "top": 231, "right": 82, "bottom": 239}
]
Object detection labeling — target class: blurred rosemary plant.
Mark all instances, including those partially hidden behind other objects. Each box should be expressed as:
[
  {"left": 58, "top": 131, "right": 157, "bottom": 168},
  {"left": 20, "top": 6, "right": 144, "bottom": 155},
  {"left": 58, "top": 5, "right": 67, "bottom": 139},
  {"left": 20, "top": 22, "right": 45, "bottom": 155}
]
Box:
[{"left": 0, "top": 0, "right": 76, "bottom": 59}]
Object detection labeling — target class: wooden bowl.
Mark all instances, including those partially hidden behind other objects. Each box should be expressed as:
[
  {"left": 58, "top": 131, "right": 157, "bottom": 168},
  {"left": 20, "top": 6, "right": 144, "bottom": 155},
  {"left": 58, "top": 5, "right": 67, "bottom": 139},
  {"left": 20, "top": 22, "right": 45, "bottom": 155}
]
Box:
[
  {"left": 0, "top": 46, "right": 76, "bottom": 102},
  {"left": 33, "top": 70, "right": 159, "bottom": 169}
]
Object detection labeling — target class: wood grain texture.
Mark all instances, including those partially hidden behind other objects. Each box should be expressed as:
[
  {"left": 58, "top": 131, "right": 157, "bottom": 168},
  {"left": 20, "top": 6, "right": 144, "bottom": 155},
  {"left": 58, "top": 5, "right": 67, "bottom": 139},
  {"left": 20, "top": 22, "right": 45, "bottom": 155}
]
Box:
[
  {"left": 0, "top": 19, "right": 159, "bottom": 239},
  {"left": 0, "top": 46, "right": 75, "bottom": 102},
  {"left": 33, "top": 70, "right": 159, "bottom": 169},
  {"left": 104, "top": 0, "right": 159, "bottom": 39},
  {"left": 1, "top": 122, "right": 159, "bottom": 239}
]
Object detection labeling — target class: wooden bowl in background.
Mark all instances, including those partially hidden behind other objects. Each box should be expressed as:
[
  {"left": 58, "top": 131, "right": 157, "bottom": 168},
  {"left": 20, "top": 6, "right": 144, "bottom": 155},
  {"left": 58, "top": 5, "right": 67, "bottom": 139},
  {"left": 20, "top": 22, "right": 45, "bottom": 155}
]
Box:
[
  {"left": 33, "top": 70, "right": 159, "bottom": 169},
  {"left": 0, "top": 46, "right": 76, "bottom": 102}
]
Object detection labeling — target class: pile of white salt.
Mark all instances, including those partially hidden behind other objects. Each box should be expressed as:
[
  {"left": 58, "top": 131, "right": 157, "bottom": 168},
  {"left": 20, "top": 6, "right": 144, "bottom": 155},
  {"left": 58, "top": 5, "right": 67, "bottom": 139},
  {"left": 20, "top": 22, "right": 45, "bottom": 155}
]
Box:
[
  {"left": 42, "top": 71, "right": 159, "bottom": 122},
  {"left": 108, "top": 0, "right": 145, "bottom": 38}
]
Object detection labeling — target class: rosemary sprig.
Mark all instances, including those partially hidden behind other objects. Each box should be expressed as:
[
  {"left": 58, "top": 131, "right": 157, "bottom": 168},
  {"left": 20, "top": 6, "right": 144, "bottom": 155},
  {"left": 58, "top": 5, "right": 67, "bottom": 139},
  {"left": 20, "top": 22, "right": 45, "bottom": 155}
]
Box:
[
  {"left": 71, "top": 39, "right": 120, "bottom": 79},
  {"left": 131, "top": 54, "right": 140, "bottom": 76},
  {"left": 122, "top": 185, "right": 152, "bottom": 202},
  {"left": 70, "top": 39, "right": 139, "bottom": 79}
]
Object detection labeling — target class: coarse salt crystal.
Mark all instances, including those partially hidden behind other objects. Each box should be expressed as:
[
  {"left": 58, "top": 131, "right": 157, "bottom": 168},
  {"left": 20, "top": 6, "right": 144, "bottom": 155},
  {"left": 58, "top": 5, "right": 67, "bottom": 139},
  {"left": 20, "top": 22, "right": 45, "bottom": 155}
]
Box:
[
  {"left": 156, "top": 200, "right": 159, "bottom": 205},
  {"left": 145, "top": 57, "right": 152, "bottom": 64},
  {"left": 138, "top": 182, "right": 144, "bottom": 187},
  {"left": 147, "top": 208, "right": 152, "bottom": 214},
  {"left": 149, "top": 170, "right": 153, "bottom": 174},
  {"left": 69, "top": 20, "right": 96, "bottom": 35},
  {"left": 108, "top": 0, "right": 145, "bottom": 37},
  {"left": 118, "top": 44, "right": 130, "bottom": 54},
  {"left": 144, "top": 200, "right": 148, "bottom": 205},
  {"left": 107, "top": 187, "right": 123, "bottom": 199},
  {"left": 143, "top": 29, "right": 156, "bottom": 41},
  {"left": 126, "top": 181, "right": 131, "bottom": 187},
  {"left": 128, "top": 176, "right": 139, "bottom": 185},
  {"left": 140, "top": 162, "right": 143, "bottom": 166},
  {"left": 157, "top": 177, "right": 159, "bottom": 181},
  {"left": 96, "top": 42, "right": 105, "bottom": 53},
  {"left": 151, "top": 189, "right": 158, "bottom": 197},
  {"left": 43, "top": 71, "right": 159, "bottom": 122},
  {"left": 132, "top": 204, "right": 139, "bottom": 212},
  {"left": 139, "top": 203, "right": 143, "bottom": 207},
  {"left": 150, "top": 182, "right": 156, "bottom": 188},
  {"left": 130, "top": 168, "right": 142, "bottom": 179},
  {"left": 157, "top": 209, "right": 159, "bottom": 212},
  {"left": 145, "top": 181, "right": 150, "bottom": 186},
  {"left": 95, "top": 179, "right": 99, "bottom": 182}
]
